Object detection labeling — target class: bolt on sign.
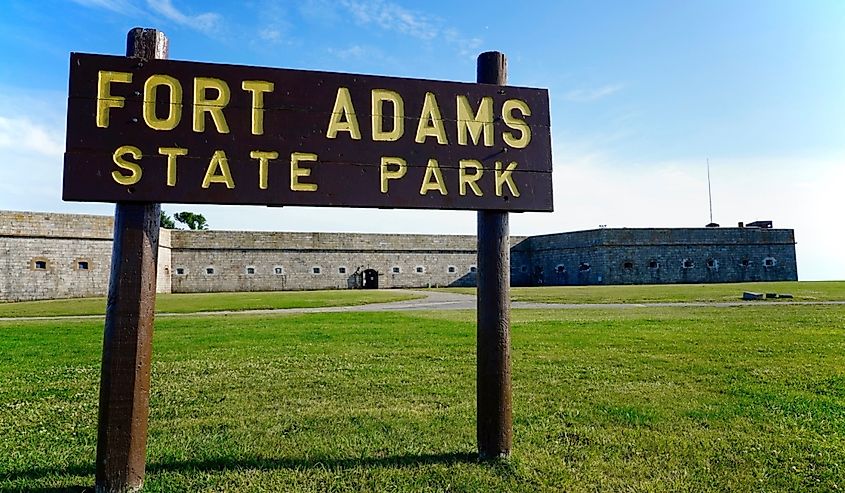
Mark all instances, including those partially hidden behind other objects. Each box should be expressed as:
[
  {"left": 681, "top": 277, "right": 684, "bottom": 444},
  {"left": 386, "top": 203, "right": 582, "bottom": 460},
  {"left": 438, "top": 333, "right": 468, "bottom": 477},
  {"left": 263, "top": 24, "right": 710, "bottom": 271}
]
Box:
[{"left": 63, "top": 54, "right": 553, "bottom": 211}]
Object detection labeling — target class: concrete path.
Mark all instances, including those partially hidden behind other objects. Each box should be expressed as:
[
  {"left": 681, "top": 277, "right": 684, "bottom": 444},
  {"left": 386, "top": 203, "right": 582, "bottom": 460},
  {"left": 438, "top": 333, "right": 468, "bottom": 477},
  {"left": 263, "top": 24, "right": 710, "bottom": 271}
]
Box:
[
  {"left": 0, "top": 290, "right": 477, "bottom": 322},
  {"left": 2, "top": 290, "right": 844, "bottom": 322},
  {"left": 183, "top": 289, "right": 479, "bottom": 316}
]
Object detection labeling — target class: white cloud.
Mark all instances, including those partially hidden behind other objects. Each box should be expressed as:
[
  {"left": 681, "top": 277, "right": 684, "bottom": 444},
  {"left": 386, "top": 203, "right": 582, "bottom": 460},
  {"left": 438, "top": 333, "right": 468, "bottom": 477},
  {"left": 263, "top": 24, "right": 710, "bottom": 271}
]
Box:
[
  {"left": 149, "top": 146, "right": 845, "bottom": 281},
  {"left": 327, "top": 45, "right": 370, "bottom": 60},
  {"left": 563, "top": 83, "right": 624, "bottom": 103},
  {"left": 339, "top": 0, "right": 437, "bottom": 40},
  {"left": 332, "top": 0, "right": 481, "bottom": 58},
  {"left": 259, "top": 28, "right": 283, "bottom": 43},
  {"left": 177, "top": 204, "right": 477, "bottom": 238},
  {"left": 146, "top": 0, "right": 221, "bottom": 33},
  {"left": 251, "top": 2, "right": 292, "bottom": 47},
  {"left": 0, "top": 88, "right": 91, "bottom": 214},
  {"left": 509, "top": 146, "right": 845, "bottom": 280},
  {"left": 444, "top": 28, "right": 482, "bottom": 58},
  {"left": 72, "top": 0, "right": 221, "bottom": 35},
  {"left": 69, "top": 0, "right": 140, "bottom": 15},
  {"left": 299, "top": 0, "right": 342, "bottom": 24},
  {"left": 0, "top": 117, "right": 63, "bottom": 157}
]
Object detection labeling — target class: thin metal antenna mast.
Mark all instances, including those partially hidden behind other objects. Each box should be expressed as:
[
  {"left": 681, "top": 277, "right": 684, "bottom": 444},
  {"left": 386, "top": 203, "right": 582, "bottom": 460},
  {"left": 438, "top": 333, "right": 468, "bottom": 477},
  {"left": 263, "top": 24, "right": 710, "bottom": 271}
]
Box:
[{"left": 707, "top": 158, "right": 714, "bottom": 224}]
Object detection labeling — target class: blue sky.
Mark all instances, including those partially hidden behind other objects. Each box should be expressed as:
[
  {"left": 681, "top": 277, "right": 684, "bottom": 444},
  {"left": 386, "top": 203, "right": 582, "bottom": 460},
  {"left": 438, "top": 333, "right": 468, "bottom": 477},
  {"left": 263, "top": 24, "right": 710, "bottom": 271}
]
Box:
[{"left": 0, "top": 0, "right": 842, "bottom": 280}]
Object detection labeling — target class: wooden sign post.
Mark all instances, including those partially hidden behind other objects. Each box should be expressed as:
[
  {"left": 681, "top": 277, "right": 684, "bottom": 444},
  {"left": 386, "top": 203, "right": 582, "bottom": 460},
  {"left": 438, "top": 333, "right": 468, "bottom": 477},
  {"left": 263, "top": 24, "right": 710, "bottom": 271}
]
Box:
[
  {"left": 94, "top": 28, "right": 167, "bottom": 493},
  {"left": 476, "top": 52, "right": 512, "bottom": 459},
  {"left": 66, "top": 30, "right": 551, "bottom": 490}
]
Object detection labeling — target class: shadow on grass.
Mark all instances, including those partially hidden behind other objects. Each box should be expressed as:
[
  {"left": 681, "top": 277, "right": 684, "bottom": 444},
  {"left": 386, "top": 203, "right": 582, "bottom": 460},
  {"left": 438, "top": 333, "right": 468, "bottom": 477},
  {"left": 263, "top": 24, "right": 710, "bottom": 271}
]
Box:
[
  {"left": 148, "top": 451, "right": 480, "bottom": 473},
  {"left": 2, "top": 451, "right": 485, "bottom": 489},
  {"left": 2, "top": 488, "right": 93, "bottom": 493}
]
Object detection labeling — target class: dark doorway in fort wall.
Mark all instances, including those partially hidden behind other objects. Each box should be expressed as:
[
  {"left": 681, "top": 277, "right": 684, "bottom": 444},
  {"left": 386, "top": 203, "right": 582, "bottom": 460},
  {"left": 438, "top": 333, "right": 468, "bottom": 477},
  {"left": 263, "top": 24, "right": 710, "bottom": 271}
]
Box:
[{"left": 362, "top": 269, "right": 379, "bottom": 289}]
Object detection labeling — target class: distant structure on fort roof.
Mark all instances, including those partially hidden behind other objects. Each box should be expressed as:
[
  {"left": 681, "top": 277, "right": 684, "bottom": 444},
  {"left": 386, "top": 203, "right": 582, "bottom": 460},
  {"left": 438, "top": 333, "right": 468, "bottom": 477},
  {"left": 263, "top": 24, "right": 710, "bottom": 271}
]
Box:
[{"left": 0, "top": 210, "right": 797, "bottom": 302}]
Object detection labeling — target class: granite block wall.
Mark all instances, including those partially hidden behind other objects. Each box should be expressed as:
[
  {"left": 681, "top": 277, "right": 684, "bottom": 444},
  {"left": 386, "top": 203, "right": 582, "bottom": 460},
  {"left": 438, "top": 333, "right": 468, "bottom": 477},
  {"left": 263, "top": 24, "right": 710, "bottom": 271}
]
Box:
[
  {"left": 1, "top": 211, "right": 173, "bottom": 301},
  {"left": 0, "top": 211, "right": 114, "bottom": 301},
  {"left": 168, "top": 231, "right": 488, "bottom": 292},
  {"left": 519, "top": 228, "right": 797, "bottom": 285},
  {"left": 157, "top": 228, "right": 172, "bottom": 295},
  {"left": 0, "top": 210, "right": 799, "bottom": 301}
]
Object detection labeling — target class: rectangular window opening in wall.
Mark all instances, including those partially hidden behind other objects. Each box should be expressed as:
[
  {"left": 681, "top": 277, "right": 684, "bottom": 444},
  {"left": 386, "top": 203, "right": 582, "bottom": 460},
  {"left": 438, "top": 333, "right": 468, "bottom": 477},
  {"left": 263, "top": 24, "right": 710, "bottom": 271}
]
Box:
[
  {"left": 246, "top": 266, "right": 256, "bottom": 275},
  {"left": 34, "top": 260, "right": 47, "bottom": 270},
  {"left": 447, "top": 265, "right": 456, "bottom": 273},
  {"left": 415, "top": 266, "right": 425, "bottom": 273},
  {"left": 205, "top": 267, "right": 215, "bottom": 275},
  {"left": 274, "top": 266, "right": 284, "bottom": 275},
  {"left": 469, "top": 265, "right": 477, "bottom": 273},
  {"left": 176, "top": 268, "right": 186, "bottom": 275},
  {"left": 392, "top": 266, "right": 401, "bottom": 274},
  {"left": 77, "top": 261, "right": 89, "bottom": 270},
  {"left": 312, "top": 266, "right": 321, "bottom": 274},
  {"left": 338, "top": 266, "right": 347, "bottom": 274}
]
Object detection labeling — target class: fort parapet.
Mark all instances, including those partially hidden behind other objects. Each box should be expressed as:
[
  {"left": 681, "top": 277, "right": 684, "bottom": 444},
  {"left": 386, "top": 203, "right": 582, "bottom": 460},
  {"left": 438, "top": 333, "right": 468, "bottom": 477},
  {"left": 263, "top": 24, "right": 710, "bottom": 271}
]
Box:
[
  {"left": 0, "top": 210, "right": 798, "bottom": 302},
  {"left": 511, "top": 228, "right": 797, "bottom": 286}
]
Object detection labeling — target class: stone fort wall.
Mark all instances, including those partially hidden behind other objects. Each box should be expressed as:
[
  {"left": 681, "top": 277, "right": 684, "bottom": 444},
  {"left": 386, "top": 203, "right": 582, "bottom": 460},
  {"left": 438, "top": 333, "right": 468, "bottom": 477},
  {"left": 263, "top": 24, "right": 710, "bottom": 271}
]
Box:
[
  {"left": 0, "top": 211, "right": 173, "bottom": 302},
  {"left": 1, "top": 211, "right": 114, "bottom": 301},
  {"left": 0, "top": 210, "right": 798, "bottom": 302},
  {"left": 512, "top": 228, "right": 798, "bottom": 286},
  {"left": 169, "top": 231, "right": 489, "bottom": 293}
]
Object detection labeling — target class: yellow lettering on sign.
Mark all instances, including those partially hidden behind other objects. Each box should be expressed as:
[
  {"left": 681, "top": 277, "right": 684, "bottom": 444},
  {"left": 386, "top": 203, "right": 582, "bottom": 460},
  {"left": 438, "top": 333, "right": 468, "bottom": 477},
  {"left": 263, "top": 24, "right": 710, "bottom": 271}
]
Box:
[
  {"left": 143, "top": 75, "right": 182, "bottom": 131},
  {"left": 193, "top": 78, "right": 231, "bottom": 134},
  {"left": 456, "top": 96, "right": 493, "bottom": 146},
  {"left": 380, "top": 156, "right": 407, "bottom": 193},
  {"left": 111, "top": 145, "right": 143, "bottom": 185},
  {"left": 502, "top": 99, "right": 531, "bottom": 149},
  {"left": 250, "top": 150, "right": 279, "bottom": 189},
  {"left": 202, "top": 150, "right": 235, "bottom": 189},
  {"left": 495, "top": 161, "right": 520, "bottom": 197},
  {"left": 291, "top": 152, "right": 318, "bottom": 191},
  {"left": 419, "top": 159, "right": 447, "bottom": 196},
  {"left": 415, "top": 92, "right": 448, "bottom": 144},
  {"left": 371, "top": 89, "right": 404, "bottom": 141},
  {"left": 96, "top": 71, "right": 132, "bottom": 128},
  {"left": 242, "top": 80, "right": 274, "bottom": 135},
  {"left": 326, "top": 87, "right": 361, "bottom": 140},
  {"left": 459, "top": 159, "right": 484, "bottom": 196},
  {"left": 158, "top": 147, "right": 188, "bottom": 186}
]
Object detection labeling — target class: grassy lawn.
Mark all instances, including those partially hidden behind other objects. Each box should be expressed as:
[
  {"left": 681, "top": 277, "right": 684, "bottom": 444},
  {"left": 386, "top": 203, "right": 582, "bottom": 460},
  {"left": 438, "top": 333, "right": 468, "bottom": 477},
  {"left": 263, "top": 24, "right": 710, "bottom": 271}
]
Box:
[
  {"left": 0, "top": 289, "right": 422, "bottom": 318},
  {"left": 1, "top": 304, "right": 844, "bottom": 491},
  {"left": 440, "top": 280, "right": 845, "bottom": 304}
]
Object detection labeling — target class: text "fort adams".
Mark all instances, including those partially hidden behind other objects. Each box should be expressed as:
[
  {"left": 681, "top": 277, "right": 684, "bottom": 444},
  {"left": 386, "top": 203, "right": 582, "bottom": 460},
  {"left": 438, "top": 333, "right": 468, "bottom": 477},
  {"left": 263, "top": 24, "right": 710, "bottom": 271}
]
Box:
[{"left": 63, "top": 53, "right": 552, "bottom": 211}]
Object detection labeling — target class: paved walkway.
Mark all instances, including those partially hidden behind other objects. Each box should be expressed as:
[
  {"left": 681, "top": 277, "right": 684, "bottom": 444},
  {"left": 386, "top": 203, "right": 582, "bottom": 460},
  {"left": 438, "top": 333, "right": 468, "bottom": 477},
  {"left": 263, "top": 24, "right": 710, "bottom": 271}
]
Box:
[{"left": 2, "top": 290, "right": 844, "bottom": 322}]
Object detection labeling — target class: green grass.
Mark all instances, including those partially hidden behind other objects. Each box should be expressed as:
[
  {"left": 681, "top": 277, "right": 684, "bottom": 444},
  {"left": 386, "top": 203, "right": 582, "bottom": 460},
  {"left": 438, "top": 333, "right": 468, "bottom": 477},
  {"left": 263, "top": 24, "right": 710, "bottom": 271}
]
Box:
[
  {"left": 440, "top": 280, "right": 845, "bottom": 304},
  {"left": 0, "top": 289, "right": 422, "bottom": 318},
  {"left": 5, "top": 281, "right": 842, "bottom": 319},
  {"left": 2, "top": 304, "right": 844, "bottom": 491}
]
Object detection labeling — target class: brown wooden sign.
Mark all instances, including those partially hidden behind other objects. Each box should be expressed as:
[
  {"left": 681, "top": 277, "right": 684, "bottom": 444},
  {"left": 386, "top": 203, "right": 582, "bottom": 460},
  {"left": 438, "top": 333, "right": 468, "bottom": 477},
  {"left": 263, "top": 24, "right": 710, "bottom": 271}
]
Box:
[{"left": 63, "top": 53, "right": 552, "bottom": 211}]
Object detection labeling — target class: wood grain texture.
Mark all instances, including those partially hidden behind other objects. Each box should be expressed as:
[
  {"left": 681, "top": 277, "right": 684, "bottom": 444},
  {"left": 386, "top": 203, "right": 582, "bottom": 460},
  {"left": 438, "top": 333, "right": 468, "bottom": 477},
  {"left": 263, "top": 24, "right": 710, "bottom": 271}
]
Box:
[
  {"left": 95, "top": 27, "right": 165, "bottom": 493},
  {"left": 475, "top": 51, "right": 513, "bottom": 459},
  {"left": 63, "top": 52, "right": 552, "bottom": 211}
]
